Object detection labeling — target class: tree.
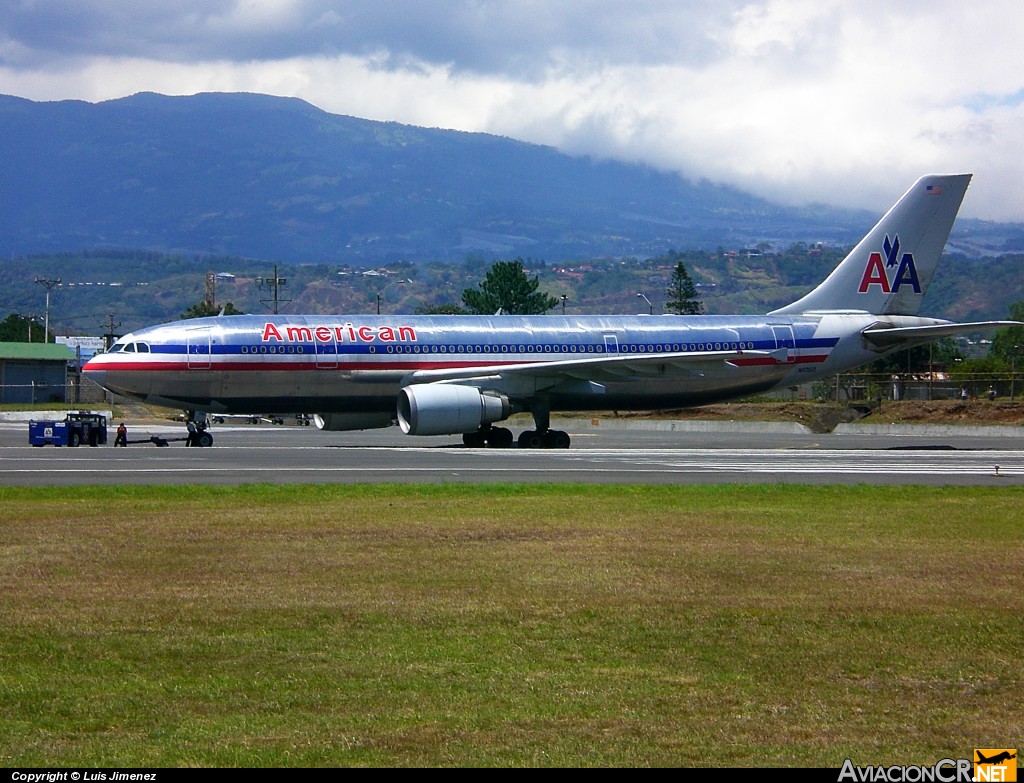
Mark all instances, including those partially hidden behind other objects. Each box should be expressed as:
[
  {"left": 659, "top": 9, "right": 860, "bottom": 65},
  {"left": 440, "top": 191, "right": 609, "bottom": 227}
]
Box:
[
  {"left": 665, "top": 260, "right": 703, "bottom": 315},
  {"left": 0, "top": 313, "right": 49, "bottom": 342},
  {"left": 988, "top": 301, "right": 1024, "bottom": 368},
  {"left": 415, "top": 303, "right": 468, "bottom": 315},
  {"left": 461, "top": 259, "right": 558, "bottom": 315},
  {"left": 180, "top": 301, "right": 244, "bottom": 319}
]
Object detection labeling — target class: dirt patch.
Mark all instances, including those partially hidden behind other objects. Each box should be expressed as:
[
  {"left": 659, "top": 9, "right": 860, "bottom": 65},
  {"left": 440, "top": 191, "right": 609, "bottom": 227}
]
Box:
[{"left": 605, "top": 400, "right": 1024, "bottom": 432}]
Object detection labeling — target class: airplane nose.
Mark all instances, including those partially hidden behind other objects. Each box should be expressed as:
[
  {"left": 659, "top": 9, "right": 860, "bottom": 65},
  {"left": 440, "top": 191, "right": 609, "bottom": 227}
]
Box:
[{"left": 81, "top": 360, "right": 105, "bottom": 387}]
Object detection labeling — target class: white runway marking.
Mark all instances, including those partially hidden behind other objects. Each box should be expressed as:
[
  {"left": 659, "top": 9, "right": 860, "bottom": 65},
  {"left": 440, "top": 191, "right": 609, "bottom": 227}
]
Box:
[{"left": 3, "top": 447, "right": 1022, "bottom": 478}]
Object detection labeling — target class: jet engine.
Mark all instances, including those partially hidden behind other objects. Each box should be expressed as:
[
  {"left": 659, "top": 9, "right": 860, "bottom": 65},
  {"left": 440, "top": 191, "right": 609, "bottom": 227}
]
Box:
[
  {"left": 397, "top": 384, "right": 511, "bottom": 436},
  {"left": 313, "top": 412, "right": 394, "bottom": 431}
]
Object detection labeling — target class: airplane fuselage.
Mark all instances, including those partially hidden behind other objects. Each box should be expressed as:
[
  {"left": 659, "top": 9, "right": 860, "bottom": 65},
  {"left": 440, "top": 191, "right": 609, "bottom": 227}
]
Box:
[{"left": 84, "top": 311, "right": 934, "bottom": 416}]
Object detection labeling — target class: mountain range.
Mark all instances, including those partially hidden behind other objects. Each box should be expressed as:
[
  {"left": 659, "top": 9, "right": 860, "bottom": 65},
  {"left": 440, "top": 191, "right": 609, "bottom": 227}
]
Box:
[{"left": 2, "top": 91, "right": 1021, "bottom": 265}]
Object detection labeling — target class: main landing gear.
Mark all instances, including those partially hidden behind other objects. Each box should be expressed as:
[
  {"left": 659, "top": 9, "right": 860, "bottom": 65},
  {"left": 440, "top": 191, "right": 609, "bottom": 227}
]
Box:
[
  {"left": 461, "top": 401, "right": 571, "bottom": 449},
  {"left": 462, "top": 425, "right": 513, "bottom": 449},
  {"left": 517, "top": 429, "right": 571, "bottom": 449}
]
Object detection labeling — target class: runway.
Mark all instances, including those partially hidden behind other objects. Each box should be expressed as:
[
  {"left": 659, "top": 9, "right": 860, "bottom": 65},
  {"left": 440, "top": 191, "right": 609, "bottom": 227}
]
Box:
[{"left": 3, "top": 419, "right": 1024, "bottom": 486}]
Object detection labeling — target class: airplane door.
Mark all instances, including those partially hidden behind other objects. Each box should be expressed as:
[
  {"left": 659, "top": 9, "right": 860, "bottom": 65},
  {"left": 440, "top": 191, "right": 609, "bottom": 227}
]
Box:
[
  {"left": 187, "top": 328, "right": 211, "bottom": 369},
  {"left": 315, "top": 333, "right": 338, "bottom": 369},
  {"left": 603, "top": 334, "right": 619, "bottom": 354},
  {"left": 771, "top": 325, "right": 798, "bottom": 364}
]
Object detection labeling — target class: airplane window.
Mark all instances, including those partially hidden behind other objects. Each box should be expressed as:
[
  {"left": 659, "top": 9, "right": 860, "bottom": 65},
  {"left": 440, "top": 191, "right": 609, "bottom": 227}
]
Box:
[
  {"left": 369, "top": 346, "right": 375, "bottom": 354},
  {"left": 138, "top": 343, "right": 150, "bottom": 353},
  {"left": 647, "top": 344, "right": 654, "bottom": 352}
]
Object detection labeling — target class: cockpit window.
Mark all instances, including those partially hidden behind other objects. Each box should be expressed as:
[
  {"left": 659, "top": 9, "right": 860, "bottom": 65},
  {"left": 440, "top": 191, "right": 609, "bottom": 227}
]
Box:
[
  {"left": 124, "top": 343, "right": 136, "bottom": 353},
  {"left": 137, "top": 343, "right": 150, "bottom": 353}
]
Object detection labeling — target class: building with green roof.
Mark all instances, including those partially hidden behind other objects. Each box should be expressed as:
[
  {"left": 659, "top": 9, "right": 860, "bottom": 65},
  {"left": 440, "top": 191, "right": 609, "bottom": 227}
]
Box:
[{"left": 0, "top": 342, "right": 75, "bottom": 403}]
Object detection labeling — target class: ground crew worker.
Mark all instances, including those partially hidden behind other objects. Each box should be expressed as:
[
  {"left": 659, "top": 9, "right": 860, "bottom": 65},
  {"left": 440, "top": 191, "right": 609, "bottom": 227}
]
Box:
[{"left": 114, "top": 422, "right": 128, "bottom": 447}]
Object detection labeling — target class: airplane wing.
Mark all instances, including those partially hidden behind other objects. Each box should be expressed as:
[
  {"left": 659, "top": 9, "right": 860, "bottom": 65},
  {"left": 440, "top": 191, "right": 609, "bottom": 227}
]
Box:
[
  {"left": 405, "top": 347, "right": 790, "bottom": 395},
  {"left": 862, "top": 321, "right": 1021, "bottom": 348}
]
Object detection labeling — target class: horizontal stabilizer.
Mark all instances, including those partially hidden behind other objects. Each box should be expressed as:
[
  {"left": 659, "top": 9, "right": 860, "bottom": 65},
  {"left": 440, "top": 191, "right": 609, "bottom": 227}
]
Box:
[{"left": 862, "top": 321, "right": 1021, "bottom": 348}]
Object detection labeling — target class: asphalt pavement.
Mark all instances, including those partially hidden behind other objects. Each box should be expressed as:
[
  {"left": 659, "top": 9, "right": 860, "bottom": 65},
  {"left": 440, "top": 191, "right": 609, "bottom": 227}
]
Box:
[{"left": 3, "top": 414, "right": 1023, "bottom": 486}]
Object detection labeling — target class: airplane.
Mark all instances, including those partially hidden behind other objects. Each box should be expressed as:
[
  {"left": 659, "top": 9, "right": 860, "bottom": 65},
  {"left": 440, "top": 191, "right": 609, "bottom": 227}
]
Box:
[
  {"left": 976, "top": 751, "right": 1016, "bottom": 765},
  {"left": 82, "top": 174, "right": 1019, "bottom": 449}
]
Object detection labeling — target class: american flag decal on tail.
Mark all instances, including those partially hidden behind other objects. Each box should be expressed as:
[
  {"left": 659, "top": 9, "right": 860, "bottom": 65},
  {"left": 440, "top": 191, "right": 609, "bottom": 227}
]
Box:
[{"left": 926, "top": 184, "right": 943, "bottom": 195}]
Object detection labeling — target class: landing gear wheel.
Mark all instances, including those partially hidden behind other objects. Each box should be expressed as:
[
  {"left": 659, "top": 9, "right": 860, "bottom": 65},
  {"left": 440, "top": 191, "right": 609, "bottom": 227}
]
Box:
[
  {"left": 548, "top": 429, "right": 573, "bottom": 448},
  {"left": 518, "top": 430, "right": 544, "bottom": 449},
  {"left": 463, "top": 431, "right": 486, "bottom": 448},
  {"left": 543, "top": 430, "right": 571, "bottom": 449},
  {"left": 196, "top": 432, "right": 214, "bottom": 448},
  {"left": 486, "top": 427, "right": 514, "bottom": 448}
]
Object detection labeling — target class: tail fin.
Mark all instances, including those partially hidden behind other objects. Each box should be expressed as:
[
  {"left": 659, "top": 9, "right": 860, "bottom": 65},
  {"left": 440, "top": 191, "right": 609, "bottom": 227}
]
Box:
[{"left": 771, "top": 174, "right": 971, "bottom": 316}]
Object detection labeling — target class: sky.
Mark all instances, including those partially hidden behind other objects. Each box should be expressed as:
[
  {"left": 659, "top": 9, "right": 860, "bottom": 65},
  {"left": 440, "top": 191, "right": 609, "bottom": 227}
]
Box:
[{"left": 2, "top": 0, "right": 1024, "bottom": 222}]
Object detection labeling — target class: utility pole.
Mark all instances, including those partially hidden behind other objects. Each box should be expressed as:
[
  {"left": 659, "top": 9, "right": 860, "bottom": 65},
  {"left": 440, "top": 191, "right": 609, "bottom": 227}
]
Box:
[
  {"left": 34, "top": 277, "right": 61, "bottom": 343},
  {"left": 102, "top": 313, "right": 122, "bottom": 350},
  {"left": 258, "top": 265, "right": 290, "bottom": 314},
  {"left": 204, "top": 270, "right": 217, "bottom": 309}
]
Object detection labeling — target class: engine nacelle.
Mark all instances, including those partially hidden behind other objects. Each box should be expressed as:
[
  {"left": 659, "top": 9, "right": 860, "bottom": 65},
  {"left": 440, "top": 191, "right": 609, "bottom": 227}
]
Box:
[
  {"left": 397, "top": 384, "right": 511, "bottom": 436},
  {"left": 313, "top": 412, "right": 394, "bottom": 431}
]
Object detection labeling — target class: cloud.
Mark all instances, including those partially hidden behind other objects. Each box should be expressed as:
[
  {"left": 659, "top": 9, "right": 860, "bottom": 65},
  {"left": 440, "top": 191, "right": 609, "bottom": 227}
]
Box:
[{"left": 2, "top": 1, "right": 1024, "bottom": 221}]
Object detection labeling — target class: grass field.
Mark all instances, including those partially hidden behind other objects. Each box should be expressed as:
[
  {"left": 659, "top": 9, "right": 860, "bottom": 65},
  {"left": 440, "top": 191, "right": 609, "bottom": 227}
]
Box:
[{"left": 1, "top": 484, "right": 1021, "bottom": 767}]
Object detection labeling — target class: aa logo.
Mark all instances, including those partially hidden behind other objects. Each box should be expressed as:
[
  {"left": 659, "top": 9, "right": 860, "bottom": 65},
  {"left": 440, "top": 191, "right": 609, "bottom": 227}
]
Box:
[
  {"left": 974, "top": 749, "right": 1017, "bottom": 782},
  {"left": 858, "top": 234, "right": 922, "bottom": 294}
]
